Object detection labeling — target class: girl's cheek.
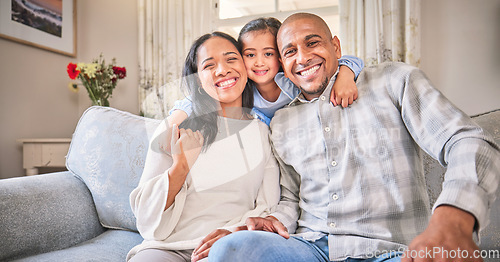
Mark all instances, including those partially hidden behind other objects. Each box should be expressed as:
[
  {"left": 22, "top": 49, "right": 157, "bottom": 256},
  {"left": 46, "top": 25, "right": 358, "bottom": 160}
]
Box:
[
  {"left": 269, "top": 59, "right": 281, "bottom": 72},
  {"left": 246, "top": 69, "right": 253, "bottom": 79},
  {"left": 243, "top": 61, "right": 253, "bottom": 74},
  {"left": 243, "top": 58, "right": 252, "bottom": 69}
]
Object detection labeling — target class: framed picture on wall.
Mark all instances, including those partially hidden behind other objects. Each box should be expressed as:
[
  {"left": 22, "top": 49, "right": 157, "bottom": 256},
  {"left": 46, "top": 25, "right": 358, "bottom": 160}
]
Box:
[{"left": 0, "top": 0, "right": 76, "bottom": 57}]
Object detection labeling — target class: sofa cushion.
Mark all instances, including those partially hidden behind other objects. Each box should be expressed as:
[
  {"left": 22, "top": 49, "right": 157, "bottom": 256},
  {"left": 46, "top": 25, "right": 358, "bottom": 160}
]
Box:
[
  {"left": 11, "top": 230, "right": 143, "bottom": 262},
  {"left": 66, "top": 106, "right": 160, "bottom": 231},
  {"left": 0, "top": 172, "right": 105, "bottom": 261}
]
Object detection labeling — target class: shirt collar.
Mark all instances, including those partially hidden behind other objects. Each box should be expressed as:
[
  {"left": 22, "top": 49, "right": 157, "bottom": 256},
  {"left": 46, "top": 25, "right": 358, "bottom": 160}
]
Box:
[{"left": 289, "top": 68, "right": 339, "bottom": 106}]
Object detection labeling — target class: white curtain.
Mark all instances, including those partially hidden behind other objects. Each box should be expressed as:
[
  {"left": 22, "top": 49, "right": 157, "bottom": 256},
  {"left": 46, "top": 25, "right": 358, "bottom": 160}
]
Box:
[
  {"left": 138, "top": 0, "right": 216, "bottom": 119},
  {"left": 339, "top": 0, "right": 421, "bottom": 67}
]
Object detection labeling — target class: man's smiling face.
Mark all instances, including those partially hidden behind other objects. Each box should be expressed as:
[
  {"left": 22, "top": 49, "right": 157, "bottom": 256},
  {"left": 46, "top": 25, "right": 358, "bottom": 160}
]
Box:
[{"left": 277, "top": 15, "right": 342, "bottom": 100}]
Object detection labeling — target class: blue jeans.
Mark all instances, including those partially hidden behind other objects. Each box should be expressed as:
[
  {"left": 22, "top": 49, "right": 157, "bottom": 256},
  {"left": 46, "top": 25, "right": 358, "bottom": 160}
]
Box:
[{"left": 208, "top": 231, "right": 402, "bottom": 262}]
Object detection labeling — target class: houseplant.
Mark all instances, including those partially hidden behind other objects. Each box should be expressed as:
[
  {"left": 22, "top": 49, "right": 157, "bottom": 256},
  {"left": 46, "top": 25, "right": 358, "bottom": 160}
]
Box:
[{"left": 67, "top": 54, "right": 126, "bottom": 106}]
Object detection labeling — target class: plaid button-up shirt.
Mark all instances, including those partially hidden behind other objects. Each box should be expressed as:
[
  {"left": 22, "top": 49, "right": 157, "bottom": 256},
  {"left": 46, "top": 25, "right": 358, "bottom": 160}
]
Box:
[{"left": 269, "top": 62, "right": 499, "bottom": 261}]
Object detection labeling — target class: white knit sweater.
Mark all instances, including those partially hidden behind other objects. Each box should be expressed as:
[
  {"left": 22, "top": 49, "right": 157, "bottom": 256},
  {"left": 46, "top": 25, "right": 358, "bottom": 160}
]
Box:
[{"left": 127, "top": 117, "right": 280, "bottom": 260}]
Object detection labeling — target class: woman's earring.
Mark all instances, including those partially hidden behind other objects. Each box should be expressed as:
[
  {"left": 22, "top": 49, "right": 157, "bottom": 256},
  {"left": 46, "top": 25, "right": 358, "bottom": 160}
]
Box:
[{"left": 198, "top": 86, "right": 202, "bottom": 94}]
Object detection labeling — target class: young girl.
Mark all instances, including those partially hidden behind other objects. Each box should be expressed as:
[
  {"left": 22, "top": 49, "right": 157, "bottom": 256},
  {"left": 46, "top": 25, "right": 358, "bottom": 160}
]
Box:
[{"left": 169, "top": 17, "right": 364, "bottom": 126}]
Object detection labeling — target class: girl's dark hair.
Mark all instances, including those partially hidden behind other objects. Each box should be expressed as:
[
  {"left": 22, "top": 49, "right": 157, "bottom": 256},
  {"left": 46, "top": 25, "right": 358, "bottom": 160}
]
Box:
[
  {"left": 179, "top": 31, "right": 253, "bottom": 150},
  {"left": 238, "top": 17, "right": 282, "bottom": 43}
]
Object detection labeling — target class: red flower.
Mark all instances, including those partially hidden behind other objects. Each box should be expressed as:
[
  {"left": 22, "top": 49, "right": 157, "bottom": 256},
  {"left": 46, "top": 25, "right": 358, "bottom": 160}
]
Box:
[
  {"left": 113, "top": 66, "right": 126, "bottom": 79},
  {"left": 67, "top": 63, "right": 80, "bottom": 80}
]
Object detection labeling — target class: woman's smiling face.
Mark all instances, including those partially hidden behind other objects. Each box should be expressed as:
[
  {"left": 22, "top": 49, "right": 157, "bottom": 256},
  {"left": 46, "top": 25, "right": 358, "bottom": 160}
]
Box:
[{"left": 196, "top": 37, "right": 248, "bottom": 109}]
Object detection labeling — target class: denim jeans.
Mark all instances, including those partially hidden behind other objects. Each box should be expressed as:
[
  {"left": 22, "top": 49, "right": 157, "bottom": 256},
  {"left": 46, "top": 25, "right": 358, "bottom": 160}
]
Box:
[{"left": 208, "top": 231, "right": 402, "bottom": 262}]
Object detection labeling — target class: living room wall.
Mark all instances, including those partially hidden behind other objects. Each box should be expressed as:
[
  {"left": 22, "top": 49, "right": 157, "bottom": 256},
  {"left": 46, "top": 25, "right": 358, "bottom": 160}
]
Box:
[
  {"left": 0, "top": 0, "right": 499, "bottom": 179},
  {"left": 420, "top": 0, "right": 500, "bottom": 116},
  {"left": 0, "top": 0, "right": 139, "bottom": 179}
]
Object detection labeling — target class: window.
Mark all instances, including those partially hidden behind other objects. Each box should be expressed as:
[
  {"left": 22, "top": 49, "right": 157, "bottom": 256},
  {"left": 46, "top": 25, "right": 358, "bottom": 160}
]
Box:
[{"left": 216, "top": 0, "right": 340, "bottom": 39}]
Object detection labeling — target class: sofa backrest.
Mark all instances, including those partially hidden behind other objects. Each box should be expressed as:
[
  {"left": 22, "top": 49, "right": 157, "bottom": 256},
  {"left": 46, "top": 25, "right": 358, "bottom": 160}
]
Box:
[
  {"left": 66, "top": 107, "right": 499, "bottom": 249},
  {"left": 66, "top": 106, "right": 160, "bottom": 231},
  {"left": 423, "top": 109, "right": 500, "bottom": 250}
]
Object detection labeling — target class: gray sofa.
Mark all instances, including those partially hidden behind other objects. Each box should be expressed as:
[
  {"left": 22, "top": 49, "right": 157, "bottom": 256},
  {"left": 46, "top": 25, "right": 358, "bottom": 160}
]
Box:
[{"left": 0, "top": 106, "right": 498, "bottom": 261}]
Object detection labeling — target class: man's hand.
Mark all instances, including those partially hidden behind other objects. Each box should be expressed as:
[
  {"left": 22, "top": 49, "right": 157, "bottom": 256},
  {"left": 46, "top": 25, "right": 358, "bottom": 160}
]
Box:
[
  {"left": 331, "top": 65, "right": 358, "bottom": 108},
  {"left": 402, "top": 205, "right": 481, "bottom": 262},
  {"left": 245, "top": 216, "right": 289, "bottom": 239}
]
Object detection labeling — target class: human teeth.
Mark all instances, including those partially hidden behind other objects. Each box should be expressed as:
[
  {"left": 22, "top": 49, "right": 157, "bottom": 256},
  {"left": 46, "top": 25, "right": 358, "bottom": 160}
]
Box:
[
  {"left": 218, "top": 78, "right": 236, "bottom": 87},
  {"left": 300, "top": 65, "right": 320, "bottom": 76}
]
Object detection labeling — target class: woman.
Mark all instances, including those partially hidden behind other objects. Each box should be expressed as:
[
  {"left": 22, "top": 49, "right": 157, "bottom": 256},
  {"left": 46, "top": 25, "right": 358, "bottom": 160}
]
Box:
[{"left": 127, "top": 32, "right": 280, "bottom": 262}]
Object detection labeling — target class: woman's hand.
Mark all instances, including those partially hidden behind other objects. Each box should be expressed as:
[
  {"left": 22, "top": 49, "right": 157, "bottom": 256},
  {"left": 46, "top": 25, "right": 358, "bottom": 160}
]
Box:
[
  {"left": 164, "top": 124, "right": 204, "bottom": 210},
  {"left": 191, "top": 225, "right": 247, "bottom": 262},
  {"left": 159, "top": 111, "right": 189, "bottom": 154},
  {"left": 191, "top": 229, "right": 232, "bottom": 262},
  {"left": 331, "top": 65, "right": 358, "bottom": 107},
  {"left": 170, "top": 124, "right": 204, "bottom": 172},
  {"left": 159, "top": 110, "right": 188, "bottom": 155}
]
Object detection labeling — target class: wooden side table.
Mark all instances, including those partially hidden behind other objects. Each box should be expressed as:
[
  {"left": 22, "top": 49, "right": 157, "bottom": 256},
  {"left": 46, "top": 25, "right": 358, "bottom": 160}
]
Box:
[{"left": 17, "top": 138, "right": 72, "bottom": 176}]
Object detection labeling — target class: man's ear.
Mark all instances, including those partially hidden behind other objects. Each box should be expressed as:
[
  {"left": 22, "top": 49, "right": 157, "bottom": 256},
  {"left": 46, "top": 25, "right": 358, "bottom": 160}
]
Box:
[{"left": 332, "top": 36, "right": 342, "bottom": 59}]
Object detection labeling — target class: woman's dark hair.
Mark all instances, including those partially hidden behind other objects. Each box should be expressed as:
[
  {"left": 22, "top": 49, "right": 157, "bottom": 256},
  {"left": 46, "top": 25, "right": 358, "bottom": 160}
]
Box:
[{"left": 179, "top": 31, "right": 253, "bottom": 150}]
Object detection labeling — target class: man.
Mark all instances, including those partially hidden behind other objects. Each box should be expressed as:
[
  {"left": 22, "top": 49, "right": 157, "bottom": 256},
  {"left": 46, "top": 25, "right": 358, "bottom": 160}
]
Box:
[{"left": 207, "top": 13, "right": 499, "bottom": 262}]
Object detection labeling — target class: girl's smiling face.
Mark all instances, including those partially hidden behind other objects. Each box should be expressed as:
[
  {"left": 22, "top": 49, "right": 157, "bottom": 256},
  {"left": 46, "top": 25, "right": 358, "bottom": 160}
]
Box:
[{"left": 240, "top": 31, "right": 281, "bottom": 87}]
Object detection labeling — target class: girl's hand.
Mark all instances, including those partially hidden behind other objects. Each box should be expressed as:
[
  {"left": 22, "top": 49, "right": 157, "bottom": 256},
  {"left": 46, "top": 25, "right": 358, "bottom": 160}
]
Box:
[
  {"left": 170, "top": 124, "right": 204, "bottom": 173},
  {"left": 331, "top": 65, "right": 358, "bottom": 108}
]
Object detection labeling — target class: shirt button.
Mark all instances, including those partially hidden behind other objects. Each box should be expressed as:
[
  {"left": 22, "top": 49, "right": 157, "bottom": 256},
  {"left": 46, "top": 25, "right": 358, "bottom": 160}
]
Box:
[
  {"left": 331, "top": 161, "right": 337, "bottom": 167},
  {"left": 324, "top": 127, "right": 331, "bottom": 132},
  {"left": 330, "top": 222, "right": 336, "bottom": 228},
  {"left": 332, "top": 194, "right": 339, "bottom": 200},
  {"left": 320, "top": 96, "right": 326, "bottom": 101}
]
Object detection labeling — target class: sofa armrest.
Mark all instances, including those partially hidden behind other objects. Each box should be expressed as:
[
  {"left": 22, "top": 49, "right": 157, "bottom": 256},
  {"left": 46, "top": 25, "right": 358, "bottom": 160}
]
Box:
[{"left": 0, "top": 171, "right": 105, "bottom": 260}]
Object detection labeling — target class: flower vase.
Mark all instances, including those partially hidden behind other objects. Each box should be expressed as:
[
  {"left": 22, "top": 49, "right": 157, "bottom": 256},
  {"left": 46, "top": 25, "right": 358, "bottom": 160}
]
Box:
[
  {"left": 91, "top": 97, "right": 110, "bottom": 107},
  {"left": 66, "top": 55, "right": 126, "bottom": 108}
]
